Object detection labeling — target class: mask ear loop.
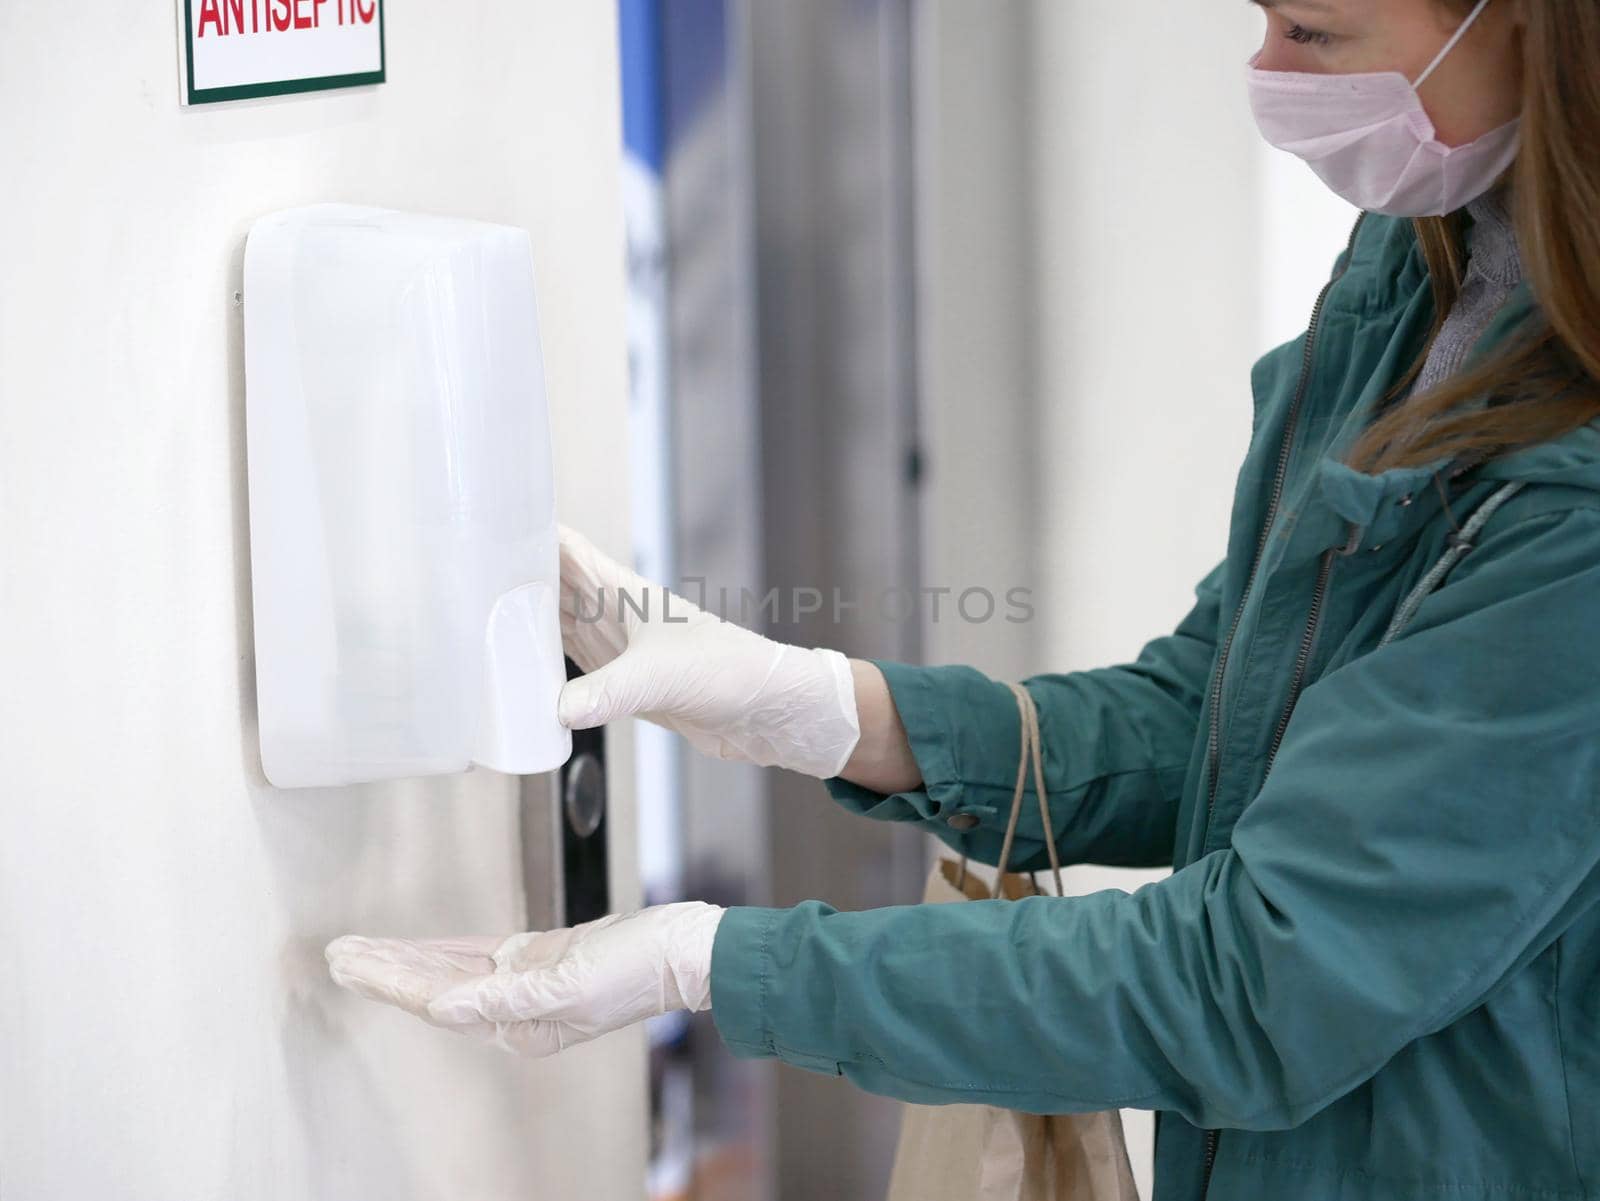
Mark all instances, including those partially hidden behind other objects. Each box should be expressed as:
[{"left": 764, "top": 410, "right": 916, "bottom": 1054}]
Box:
[{"left": 1412, "top": 0, "right": 1494, "bottom": 89}]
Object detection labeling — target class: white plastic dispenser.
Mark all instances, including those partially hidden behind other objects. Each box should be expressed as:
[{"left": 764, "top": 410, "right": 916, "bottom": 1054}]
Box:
[{"left": 243, "top": 204, "right": 572, "bottom": 788}]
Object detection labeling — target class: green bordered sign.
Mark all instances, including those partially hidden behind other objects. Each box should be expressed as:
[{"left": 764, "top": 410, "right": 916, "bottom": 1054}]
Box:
[{"left": 177, "top": 0, "right": 385, "bottom": 105}]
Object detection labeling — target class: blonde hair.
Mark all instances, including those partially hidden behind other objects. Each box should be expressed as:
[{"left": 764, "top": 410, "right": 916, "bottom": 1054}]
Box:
[{"left": 1345, "top": 0, "right": 1600, "bottom": 474}]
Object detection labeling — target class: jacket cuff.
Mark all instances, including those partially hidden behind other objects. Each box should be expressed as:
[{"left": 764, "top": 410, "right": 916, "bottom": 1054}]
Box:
[
  {"left": 823, "top": 659, "right": 1018, "bottom": 831},
  {"left": 709, "top": 905, "right": 841, "bottom": 1075}
]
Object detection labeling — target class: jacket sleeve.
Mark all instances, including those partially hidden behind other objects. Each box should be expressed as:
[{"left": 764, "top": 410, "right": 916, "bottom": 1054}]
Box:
[
  {"left": 823, "top": 558, "right": 1225, "bottom": 869},
  {"left": 715, "top": 507, "right": 1600, "bottom": 1129}
]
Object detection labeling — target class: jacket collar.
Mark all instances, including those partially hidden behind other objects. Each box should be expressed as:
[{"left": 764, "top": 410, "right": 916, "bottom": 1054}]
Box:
[{"left": 1306, "top": 272, "right": 1600, "bottom": 551}]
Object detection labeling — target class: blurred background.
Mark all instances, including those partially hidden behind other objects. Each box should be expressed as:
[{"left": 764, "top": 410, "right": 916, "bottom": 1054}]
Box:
[{"left": 619, "top": 2, "right": 1357, "bottom": 1200}]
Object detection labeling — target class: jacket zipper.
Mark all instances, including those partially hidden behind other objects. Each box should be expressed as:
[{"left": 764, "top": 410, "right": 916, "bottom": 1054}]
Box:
[
  {"left": 1195, "top": 213, "right": 1364, "bottom": 1201},
  {"left": 1264, "top": 537, "right": 1348, "bottom": 776},
  {"left": 1198, "top": 525, "right": 1356, "bottom": 1201}
]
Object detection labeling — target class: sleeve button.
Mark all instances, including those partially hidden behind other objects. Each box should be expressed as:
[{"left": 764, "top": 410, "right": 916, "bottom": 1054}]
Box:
[{"left": 945, "top": 813, "right": 980, "bottom": 830}]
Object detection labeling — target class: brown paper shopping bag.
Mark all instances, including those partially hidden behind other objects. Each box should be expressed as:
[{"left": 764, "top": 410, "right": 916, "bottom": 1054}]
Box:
[{"left": 885, "top": 684, "right": 1140, "bottom": 1201}]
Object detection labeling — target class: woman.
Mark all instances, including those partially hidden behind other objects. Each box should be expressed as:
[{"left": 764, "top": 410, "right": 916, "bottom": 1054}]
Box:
[{"left": 326, "top": 1, "right": 1600, "bottom": 1196}]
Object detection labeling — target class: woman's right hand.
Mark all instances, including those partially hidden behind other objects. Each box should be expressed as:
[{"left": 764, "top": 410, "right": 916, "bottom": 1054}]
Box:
[{"left": 557, "top": 525, "right": 863, "bottom": 779}]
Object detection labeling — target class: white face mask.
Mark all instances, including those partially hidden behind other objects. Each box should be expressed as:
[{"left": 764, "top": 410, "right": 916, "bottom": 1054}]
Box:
[{"left": 1245, "top": 0, "right": 1520, "bottom": 217}]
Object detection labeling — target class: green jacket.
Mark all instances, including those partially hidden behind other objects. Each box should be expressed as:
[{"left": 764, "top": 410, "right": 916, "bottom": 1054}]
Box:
[{"left": 709, "top": 212, "right": 1600, "bottom": 1200}]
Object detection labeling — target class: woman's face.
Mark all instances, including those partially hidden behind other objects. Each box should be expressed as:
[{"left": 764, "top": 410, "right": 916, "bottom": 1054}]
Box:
[{"left": 1251, "top": 0, "right": 1523, "bottom": 146}]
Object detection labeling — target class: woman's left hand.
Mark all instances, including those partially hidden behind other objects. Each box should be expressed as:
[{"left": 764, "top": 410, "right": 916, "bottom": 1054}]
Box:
[{"left": 325, "top": 901, "right": 725, "bottom": 1056}]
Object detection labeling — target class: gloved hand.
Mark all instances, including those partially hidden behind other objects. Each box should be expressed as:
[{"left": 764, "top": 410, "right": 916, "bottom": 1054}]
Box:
[
  {"left": 325, "top": 901, "right": 724, "bottom": 1057},
  {"left": 558, "top": 524, "right": 861, "bottom": 779}
]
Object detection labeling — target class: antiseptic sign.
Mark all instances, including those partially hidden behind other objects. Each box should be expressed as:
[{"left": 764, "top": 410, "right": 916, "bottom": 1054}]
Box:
[{"left": 177, "top": 0, "right": 385, "bottom": 105}]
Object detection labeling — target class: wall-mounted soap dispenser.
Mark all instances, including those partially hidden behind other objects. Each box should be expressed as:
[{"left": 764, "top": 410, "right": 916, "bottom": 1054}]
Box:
[{"left": 243, "top": 204, "right": 572, "bottom": 788}]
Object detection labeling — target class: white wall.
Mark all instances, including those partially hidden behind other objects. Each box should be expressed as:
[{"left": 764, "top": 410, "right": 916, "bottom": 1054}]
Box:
[
  {"left": 918, "top": 4, "right": 1357, "bottom": 1196},
  {"left": 0, "top": 5, "right": 643, "bottom": 1200},
  {"left": 1027, "top": 1, "right": 1267, "bottom": 676},
  {"left": 914, "top": 0, "right": 1040, "bottom": 683}
]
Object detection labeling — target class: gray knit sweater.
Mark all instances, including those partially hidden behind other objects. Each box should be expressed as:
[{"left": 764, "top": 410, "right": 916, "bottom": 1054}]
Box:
[{"left": 1416, "top": 186, "right": 1522, "bottom": 396}]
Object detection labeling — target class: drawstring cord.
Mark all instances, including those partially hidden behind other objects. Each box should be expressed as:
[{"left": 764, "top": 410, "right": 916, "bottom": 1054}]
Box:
[{"left": 1381, "top": 480, "right": 1525, "bottom": 645}]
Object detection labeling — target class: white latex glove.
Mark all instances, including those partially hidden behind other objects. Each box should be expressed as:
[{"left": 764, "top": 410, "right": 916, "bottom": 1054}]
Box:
[
  {"left": 558, "top": 524, "right": 861, "bottom": 779},
  {"left": 325, "top": 901, "right": 724, "bottom": 1057},
  {"left": 323, "top": 935, "right": 507, "bottom": 1044}
]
